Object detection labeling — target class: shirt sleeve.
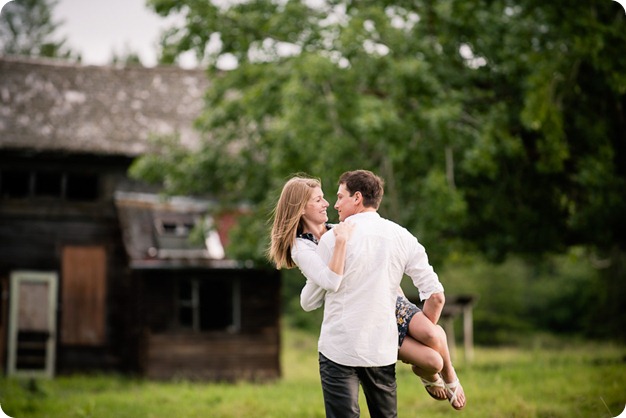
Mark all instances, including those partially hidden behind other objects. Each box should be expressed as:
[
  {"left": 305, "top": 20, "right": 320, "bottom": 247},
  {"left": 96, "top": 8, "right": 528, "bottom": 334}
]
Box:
[
  {"left": 300, "top": 280, "right": 326, "bottom": 311},
  {"left": 291, "top": 238, "right": 343, "bottom": 292},
  {"left": 404, "top": 234, "right": 444, "bottom": 301}
]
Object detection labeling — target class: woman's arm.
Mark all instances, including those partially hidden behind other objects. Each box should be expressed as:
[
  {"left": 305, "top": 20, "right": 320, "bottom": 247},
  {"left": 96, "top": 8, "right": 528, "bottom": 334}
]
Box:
[
  {"left": 300, "top": 280, "right": 326, "bottom": 311},
  {"left": 295, "top": 222, "right": 354, "bottom": 311},
  {"left": 291, "top": 222, "right": 354, "bottom": 292},
  {"left": 327, "top": 224, "right": 350, "bottom": 275},
  {"left": 292, "top": 239, "right": 343, "bottom": 292}
]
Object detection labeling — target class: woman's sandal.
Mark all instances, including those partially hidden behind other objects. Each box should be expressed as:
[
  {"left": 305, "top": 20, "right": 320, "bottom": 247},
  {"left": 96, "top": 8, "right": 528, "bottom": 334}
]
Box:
[
  {"left": 420, "top": 375, "right": 447, "bottom": 401},
  {"left": 444, "top": 379, "right": 466, "bottom": 410}
]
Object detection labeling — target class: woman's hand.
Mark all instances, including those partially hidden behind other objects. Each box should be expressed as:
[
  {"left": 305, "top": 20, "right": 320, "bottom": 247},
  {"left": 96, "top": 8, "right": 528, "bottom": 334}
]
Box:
[{"left": 333, "top": 221, "right": 355, "bottom": 242}]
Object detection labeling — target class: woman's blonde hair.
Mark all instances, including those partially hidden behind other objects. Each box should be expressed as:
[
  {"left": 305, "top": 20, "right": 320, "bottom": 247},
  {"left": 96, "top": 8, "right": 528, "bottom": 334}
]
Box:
[{"left": 268, "top": 176, "right": 322, "bottom": 269}]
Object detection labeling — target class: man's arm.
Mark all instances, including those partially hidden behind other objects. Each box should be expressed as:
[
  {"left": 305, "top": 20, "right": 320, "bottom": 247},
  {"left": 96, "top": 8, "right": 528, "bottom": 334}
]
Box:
[
  {"left": 404, "top": 233, "right": 445, "bottom": 319},
  {"left": 421, "top": 292, "right": 445, "bottom": 324}
]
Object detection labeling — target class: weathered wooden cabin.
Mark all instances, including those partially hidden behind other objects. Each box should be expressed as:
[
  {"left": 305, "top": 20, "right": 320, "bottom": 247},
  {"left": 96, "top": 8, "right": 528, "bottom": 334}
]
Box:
[{"left": 0, "top": 57, "right": 281, "bottom": 381}]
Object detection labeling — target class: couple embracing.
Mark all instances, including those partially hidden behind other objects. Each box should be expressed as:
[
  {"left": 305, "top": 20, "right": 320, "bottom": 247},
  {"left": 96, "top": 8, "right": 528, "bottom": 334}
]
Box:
[{"left": 269, "top": 170, "right": 466, "bottom": 418}]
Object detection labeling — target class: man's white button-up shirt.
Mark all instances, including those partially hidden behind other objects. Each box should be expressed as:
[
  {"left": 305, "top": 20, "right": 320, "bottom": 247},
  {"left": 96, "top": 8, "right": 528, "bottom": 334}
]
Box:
[{"left": 315, "top": 212, "right": 444, "bottom": 367}]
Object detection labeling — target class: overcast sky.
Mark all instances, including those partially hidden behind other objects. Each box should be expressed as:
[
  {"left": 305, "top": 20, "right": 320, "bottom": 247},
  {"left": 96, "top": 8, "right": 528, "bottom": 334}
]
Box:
[{"left": 54, "top": 0, "right": 192, "bottom": 67}]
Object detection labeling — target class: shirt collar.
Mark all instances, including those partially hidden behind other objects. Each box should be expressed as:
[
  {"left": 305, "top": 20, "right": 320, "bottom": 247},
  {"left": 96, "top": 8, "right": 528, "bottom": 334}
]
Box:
[
  {"left": 297, "top": 223, "right": 333, "bottom": 244},
  {"left": 345, "top": 211, "right": 380, "bottom": 221}
]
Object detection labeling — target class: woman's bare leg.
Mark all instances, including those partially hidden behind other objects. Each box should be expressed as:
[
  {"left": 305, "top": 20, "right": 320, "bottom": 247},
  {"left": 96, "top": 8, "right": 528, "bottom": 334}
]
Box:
[
  {"left": 407, "top": 312, "right": 466, "bottom": 409},
  {"left": 398, "top": 335, "right": 446, "bottom": 400}
]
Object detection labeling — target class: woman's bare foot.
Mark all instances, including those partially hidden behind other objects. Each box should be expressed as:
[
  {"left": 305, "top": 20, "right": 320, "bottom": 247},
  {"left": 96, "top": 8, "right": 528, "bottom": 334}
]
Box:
[
  {"left": 444, "top": 379, "right": 466, "bottom": 410},
  {"left": 416, "top": 369, "right": 447, "bottom": 401}
]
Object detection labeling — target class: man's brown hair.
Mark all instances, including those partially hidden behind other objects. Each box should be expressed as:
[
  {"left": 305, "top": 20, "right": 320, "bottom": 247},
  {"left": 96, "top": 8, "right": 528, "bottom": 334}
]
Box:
[{"left": 338, "top": 170, "right": 385, "bottom": 209}]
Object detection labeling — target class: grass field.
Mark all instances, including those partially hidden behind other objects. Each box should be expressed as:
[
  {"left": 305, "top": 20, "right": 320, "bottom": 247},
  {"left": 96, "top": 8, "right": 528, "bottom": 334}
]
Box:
[{"left": 1, "top": 327, "right": 625, "bottom": 418}]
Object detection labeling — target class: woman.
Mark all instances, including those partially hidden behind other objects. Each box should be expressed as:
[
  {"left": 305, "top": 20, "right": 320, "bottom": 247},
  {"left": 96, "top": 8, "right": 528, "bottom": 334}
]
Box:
[{"left": 268, "top": 175, "right": 466, "bottom": 410}]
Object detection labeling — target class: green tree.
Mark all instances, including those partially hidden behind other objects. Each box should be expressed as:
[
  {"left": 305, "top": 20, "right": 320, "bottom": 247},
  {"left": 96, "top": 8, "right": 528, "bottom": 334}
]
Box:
[
  {"left": 140, "top": 0, "right": 470, "bottom": 260},
  {"left": 0, "top": 0, "right": 79, "bottom": 59},
  {"left": 444, "top": 0, "right": 626, "bottom": 339},
  {"left": 135, "top": 0, "right": 626, "bottom": 339}
]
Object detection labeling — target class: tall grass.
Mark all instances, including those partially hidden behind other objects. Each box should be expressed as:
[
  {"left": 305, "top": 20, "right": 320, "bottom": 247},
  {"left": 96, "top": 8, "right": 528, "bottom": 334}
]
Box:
[{"left": 1, "top": 327, "right": 624, "bottom": 417}]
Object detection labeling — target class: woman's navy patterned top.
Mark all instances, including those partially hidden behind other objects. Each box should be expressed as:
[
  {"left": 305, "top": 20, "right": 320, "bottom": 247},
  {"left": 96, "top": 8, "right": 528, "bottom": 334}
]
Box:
[{"left": 297, "top": 223, "right": 333, "bottom": 244}]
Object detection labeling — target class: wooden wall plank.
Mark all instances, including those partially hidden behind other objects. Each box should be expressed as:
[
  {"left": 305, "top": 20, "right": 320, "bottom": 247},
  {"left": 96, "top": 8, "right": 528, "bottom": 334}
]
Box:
[{"left": 61, "top": 246, "right": 107, "bottom": 345}]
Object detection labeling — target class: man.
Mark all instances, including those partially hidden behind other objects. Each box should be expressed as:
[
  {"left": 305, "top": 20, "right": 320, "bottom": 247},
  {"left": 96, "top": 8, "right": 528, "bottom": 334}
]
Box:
[{"left": 315, "top": 169, "right": 445, "bottom": 418}]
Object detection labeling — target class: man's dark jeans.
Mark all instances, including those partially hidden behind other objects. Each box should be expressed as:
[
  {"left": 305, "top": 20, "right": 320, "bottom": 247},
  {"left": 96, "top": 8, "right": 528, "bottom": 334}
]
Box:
[{"left": 319, "top": 352, "right": 397, "bottom": 418}]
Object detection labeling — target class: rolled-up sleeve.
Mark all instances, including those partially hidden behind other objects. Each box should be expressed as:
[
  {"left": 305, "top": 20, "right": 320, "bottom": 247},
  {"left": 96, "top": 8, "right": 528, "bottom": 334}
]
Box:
[{"left": 404, "top": 236, "right": 444, "bottom": 301}]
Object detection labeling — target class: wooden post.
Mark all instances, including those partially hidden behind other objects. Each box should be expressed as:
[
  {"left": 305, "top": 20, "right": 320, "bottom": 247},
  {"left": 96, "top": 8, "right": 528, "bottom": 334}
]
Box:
[
  {"left": 463, "top": 304, "right": 474, "bottom": 363},
  {"left": 442, "top": 317, "right": 456, "bottom": 363}
]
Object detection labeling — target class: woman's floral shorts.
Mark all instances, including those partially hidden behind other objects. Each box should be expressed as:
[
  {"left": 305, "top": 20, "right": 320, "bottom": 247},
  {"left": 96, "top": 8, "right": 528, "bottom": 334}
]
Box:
[{"left": 396, "top": 296, "right": 421, "bottom": 348}]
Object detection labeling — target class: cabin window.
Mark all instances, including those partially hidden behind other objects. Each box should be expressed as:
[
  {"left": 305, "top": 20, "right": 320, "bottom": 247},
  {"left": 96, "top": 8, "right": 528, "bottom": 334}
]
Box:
[
  {"left": 154, "top": 217, "right": 202, "bottom": 250},
  {"left": 0, "top": 169, "right": 99, "bottom": 201},
  {"left": 176, "top": 277, "right": 241, "bottom": 333},
  {"left": 0, "top": 170, "right": 30, "bottom": 198},
  {"left": 34, "top": 171, "right": 63, "bottom": 197},
  {"left": 155, "top": 218, "right": 195, "bottom": 236},
  {"left": 66, "top": 172, "right": 99, "bottom": 201}
]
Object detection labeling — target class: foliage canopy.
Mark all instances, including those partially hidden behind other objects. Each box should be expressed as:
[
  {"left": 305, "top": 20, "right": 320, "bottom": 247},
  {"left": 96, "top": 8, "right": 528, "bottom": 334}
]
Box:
[
  {"left": 134, "top": 0, "right": 626, "bottom": 338},
  {"left": 0, "top": 0, "right": 78, "bottom": 59},
  {"left": 140, "top": 0, "right": 625, "bottom": 259}
]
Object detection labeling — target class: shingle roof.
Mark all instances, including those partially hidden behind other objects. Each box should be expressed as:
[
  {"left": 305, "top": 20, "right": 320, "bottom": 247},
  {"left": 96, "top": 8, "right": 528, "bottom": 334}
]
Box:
[{"left": 0, "top": 56, "right": 208, "bottom": 156}]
